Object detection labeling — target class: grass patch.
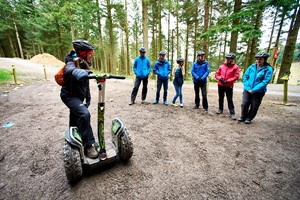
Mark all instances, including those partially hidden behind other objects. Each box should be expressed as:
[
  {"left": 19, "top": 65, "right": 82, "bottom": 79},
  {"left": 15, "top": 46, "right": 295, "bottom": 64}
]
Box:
[{"left": 0, "top": 69, "right": 12, "bottom": 82}]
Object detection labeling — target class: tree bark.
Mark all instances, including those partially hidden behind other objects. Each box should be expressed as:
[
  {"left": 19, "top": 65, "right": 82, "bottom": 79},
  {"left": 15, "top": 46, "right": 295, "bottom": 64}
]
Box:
[
  {"left": 277, "top": 6, "right": 300, "bottom": 83},
  {"left": 125, "top": 0, "right": 130, "bottom": 75},
  {"left": 142, "top": 0, "right": 149, "bottom": 53},
  {"left": 14, "top": 20, "right": 24, "bottom": 59},
  {"left": 107, "top": 0, "right": 114, "bottom": 73},
  {"left": 202, "top": 0, "right": 209, "bottom": 55},
  {"left": 229, "top": 0, "right": 241, "bottom": 54}
]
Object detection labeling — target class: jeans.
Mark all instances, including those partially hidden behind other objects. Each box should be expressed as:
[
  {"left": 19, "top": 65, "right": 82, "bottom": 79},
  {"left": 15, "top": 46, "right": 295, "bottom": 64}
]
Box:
[
  {"left": 131, "top": 77, "right": 148, "bottom": 102},
  {"left": 172, "top": 84, "right": 182, "bottom": 104},
  {"left": 61, "top": 96, "right": 95, "bottom": 147},
  {"left": 218, "top": 85, "right": 235, "bottom": 114},
  {"left": 241, "top": 90, "right": 265, "bottom": 120},
  {"left": 156, "top": 79, "right": 168, "bottom": 102},
  {"left": 194, "top": 81, "right": 208, "bottom": 110}
]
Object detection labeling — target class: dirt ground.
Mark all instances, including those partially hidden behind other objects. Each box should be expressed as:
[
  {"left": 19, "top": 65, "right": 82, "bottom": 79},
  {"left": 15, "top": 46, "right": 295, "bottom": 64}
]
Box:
[{"left": 0, "top": 57, "right": 300, "bottom": 200}]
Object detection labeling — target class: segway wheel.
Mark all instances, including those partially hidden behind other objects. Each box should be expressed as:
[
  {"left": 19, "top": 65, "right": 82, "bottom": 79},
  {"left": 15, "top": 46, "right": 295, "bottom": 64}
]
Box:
[
  {"left": 63, "top": 140, "right": 83, "bottom": 183},
  {"left": 119, "top": 129, "right": 133, "bottom": 161}
]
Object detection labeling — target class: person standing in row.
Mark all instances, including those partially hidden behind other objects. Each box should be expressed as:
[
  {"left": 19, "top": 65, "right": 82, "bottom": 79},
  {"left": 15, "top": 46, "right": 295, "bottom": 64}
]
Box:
[
  {"left": 129, "top": 47, "right": 151, "bottom": 105},
  {"left": 239, "top": 52, "right": 273, "bottom": 124},
  {"left": 171, "top": 58, "right": 185, "bottom": 107},
  {"left": 153, "top": 51, "right": 171, "bottom": 106},
  {"left": 191, "top": 51, "right": 210, "bottom": 112},
  {"left": 215, "top": 53, "right": 240, "bottom": 120}
]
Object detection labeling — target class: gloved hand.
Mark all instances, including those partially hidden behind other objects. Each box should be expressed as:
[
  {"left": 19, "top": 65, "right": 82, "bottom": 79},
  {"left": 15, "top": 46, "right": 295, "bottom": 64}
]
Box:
[
  {"left": 72, "top": 69, "right": 92, "bottom": 81},
  {"left": 85, "top": 100, "right": 90, "bottom": 108},
  {"left": 198, "top": 77, "right": 204, "bottom": 83},
  {"left": 220, "top": 78, "right": 227, "bottom": 85}
]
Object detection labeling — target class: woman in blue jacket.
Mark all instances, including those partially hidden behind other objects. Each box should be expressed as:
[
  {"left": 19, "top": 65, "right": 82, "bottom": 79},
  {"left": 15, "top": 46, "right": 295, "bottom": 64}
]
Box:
[
  {"left": 171, "top": 58, "right": 185, "bottom": 107},
  {"left": 238, "top": 52, "right": 273, "bottom": 124}
]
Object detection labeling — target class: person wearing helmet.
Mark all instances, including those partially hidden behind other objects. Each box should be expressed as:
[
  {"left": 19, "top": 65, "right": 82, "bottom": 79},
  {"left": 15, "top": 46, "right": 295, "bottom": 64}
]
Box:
[
  {"left": 238, "top": 52, "right": 273, "bottom": 124},
  {"left": 191, "top": 51, "right": 210, "bottom": 112},
  {"left": 129, "top": 47, "right": 151, "bottom": 105},
  {"left": 60, "top": 39, "right": 101, "bottom": 159},
  {"left": 153, "top": 51, "right": 172, "bottom": 105},
  {"left": 215, "top": 53, "right": 240, "bottom": 120},
  {"left": 171, "top": 58, "right": 185, "bottom": 107}
]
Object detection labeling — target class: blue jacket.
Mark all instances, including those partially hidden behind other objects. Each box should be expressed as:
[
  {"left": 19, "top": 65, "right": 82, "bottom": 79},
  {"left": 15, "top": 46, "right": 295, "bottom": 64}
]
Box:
[
  {"left": 243, "top": 64, "right": 273, "bottom": 93},
  {"left": 133, "top": 56, "right": 151, "bottom": 78},
  {"left": 191, "top": 60, "right": 210, "bottom": 83},
  {"left": 173, "top": 66, "right": 184, "bottom": 86},
  {"left": 153, "top": 59, "right": 171, "bottom": 81}
]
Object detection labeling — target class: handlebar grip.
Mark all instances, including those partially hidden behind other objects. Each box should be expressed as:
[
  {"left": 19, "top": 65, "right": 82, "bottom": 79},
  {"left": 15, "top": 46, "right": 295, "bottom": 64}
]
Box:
[
  {"left": 108, "top": 75, "right": 126, "bottom": 79},
  {"left": 87, "top": 74, "right": 97, "bottom": 79}
]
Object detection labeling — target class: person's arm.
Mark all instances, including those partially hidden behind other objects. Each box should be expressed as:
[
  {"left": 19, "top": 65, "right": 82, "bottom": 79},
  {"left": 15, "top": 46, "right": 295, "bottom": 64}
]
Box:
[
  {"left": 227, "top": 65, "right": 240, "bottom": 83},
  {"left": 147, "top": 59, "right": 151, "bottom": 75},
  {"left": 215, "top": 65, "right": 222, "bottom": 80},
  {"left": 191, "top": 63, "right": 199, "bottom": 79},
  {"left": 201, "top": 62, "right": 210, "bottom": 80},
  {"left": 133, "top": 59, "right": 138, "bottom": 75},
  {"left": 167, "top": 62, "right": 172, "bottom": 75},
  {"left": 153, "top": 62, "right": 159, "bottom": 75},
  {"left": 243, "top": 66, "right": 251, "bottom": 91},
  {"left": 172, "top": 65, "right": 177, "bottom": 76},
  {"left": 85, "top": 82, "right": 91, "bottom": 107}
]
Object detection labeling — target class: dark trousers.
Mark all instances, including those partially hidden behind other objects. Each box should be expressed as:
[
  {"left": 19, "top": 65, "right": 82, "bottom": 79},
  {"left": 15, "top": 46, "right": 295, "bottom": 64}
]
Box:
[
  {"left": 156, "top": 79, "right": 168, "bottom": 102},
  {"left": 131, "top": 77, "right": 148, "bottom": 102},
  {"left": 241, "top": 91, "right": 265, "bottom": 120},
  {"left": 194, "top": 81, "right": 208, "bottom": 110},
  {"left": 218, "top": 85, "right": 235, "bottom": 114},
  {"left": 61, "top": 96, "right": 95, "bottom": 147}
]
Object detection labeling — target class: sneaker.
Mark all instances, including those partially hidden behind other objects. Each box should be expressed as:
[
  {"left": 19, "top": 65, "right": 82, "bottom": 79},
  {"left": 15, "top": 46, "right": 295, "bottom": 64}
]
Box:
[
  {"left": 230, "top": 114, "right": 237, "bottom": 120},
  {"left": 141, "top": 100, "right": 145, "bottom": 104},
  {"left": 100, "top": 152, "right": 107, "bottom": 160},
  {"left": 216, "top": 109, "right": 223, "bottom": 114},
  {"left": 203, "top": 109, "right": 208, "bottom": 113},
  {"left": 245, "top": 119, "right": 252, "bottom": 124},
  {"left": 129, "top": 101, "right": 134, "bottom": 105},
  {"left": 172, "top": 103, "right": 178, "bottom": 107},
  {"left": 238, "top": 118, "right": 245, "bottom": 122},
  {"left": 153, "top": 100, "right": 158, "bottom": 105},
  {"left": 193, "top": 105, "right": 199, "bottom": 109},
  {"left": 180, "top": 104, "right": 183, "bottom": 108},
  {"left": 86, "top": 146, "right": 98, "bottom": 159},
  {"left": 163, "top": 101, "right": 168, "bottom": 106}
]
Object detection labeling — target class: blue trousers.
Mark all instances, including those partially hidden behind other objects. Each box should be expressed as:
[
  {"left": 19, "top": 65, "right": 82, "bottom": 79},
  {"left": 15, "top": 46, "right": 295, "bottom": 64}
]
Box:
[
  {"left": 156, "top": 79, "right": 168, "bottom": 102},
  {"left": 61, "top": 96, "right": 95, "bottom": 147},
  {"left": 172, "top": 84, "right": 182, "bottom": 104}
]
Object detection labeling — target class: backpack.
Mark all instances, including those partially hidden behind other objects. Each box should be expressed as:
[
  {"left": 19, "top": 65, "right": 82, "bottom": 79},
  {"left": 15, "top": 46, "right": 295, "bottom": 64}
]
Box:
[{"left": 54, "top": 64, "right": 66, "bottom": 86}]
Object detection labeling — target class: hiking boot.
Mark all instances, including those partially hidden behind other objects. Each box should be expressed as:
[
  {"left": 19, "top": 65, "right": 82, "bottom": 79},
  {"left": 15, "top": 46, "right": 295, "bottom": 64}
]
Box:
[
  {"left": 216, "top": 109, "right": 223, "bottom": 114},
  {"left": 172, "top": 103, "right": 178, "bottom": 107},
  {"left": 163, "top": 101, "right": 168, "bottom": 106},
  {"left": 86, "top": 146, "right": 98, "bottom": 159},
  {"left": 141, "top": 100, "right": 145, "bottom": 104},
  {"left": 180, "top": 104, "right": 183, "bottom": 108},
  {"left": 153, "top": 100, "right": 158, "bottom": 105},
  {"left": 245, "top": 119, "right": 252, "bottom": 124},
  {"left": 129, "top": 101, "right": 134, "bottom": 105},
  {"left": 238, "top": 117, "right": 245, "bottom": 122},
  {"left": 230, "top": 114, "right": 237, "bottom": 120},
  {"left": 193, "top": 105, "right": 199, "bottom": 109}
]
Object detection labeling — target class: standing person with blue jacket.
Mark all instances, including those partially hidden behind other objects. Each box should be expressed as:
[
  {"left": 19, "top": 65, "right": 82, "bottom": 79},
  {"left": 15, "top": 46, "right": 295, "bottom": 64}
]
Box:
[
  {"left": 191, "top": 51, "right": 210, "bottom": 112},
  {"left": 129, "top": 47, "right": 151, "bottom": 105},
  {"left": 238, "top": 52, "right": 273, "bottom": 124},
  {"left": 153, "top": 51, "right": 172, "bottom": 106},
  {"left": 171, "top": 58, "right": 185, "bottom": 107}
]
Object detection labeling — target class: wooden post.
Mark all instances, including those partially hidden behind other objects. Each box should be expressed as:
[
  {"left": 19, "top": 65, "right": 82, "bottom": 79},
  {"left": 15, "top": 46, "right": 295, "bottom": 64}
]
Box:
[
  {"left": 43, "top": 65, "right": 48, "bottom": 81},
  {"left": 280, "top": 75, "right": 289, "bottom": 104},
  {"left": 12, "top": 65, "right": 18, "bottom": 85}
]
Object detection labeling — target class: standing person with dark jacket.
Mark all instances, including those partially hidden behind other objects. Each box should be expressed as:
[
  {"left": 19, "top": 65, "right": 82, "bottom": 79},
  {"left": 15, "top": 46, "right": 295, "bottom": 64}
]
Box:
[
  {"left": 153, "top": 51, "right": 172, "bottom": 106},
  {"left": 215, "top": 53, "right": 240, "bottom": 120},
  {"left": 60, "top": 40, "right": 103, "bottom": 159},
  {"left": 239, "top": 52, "right": 273, "bottom": 124},
  {"left": 191, "top": 51, "right": 210, "bottom": 112},
  {"left": 129, "top": 47, "right": 151, "bottom": 105},
  {"left": 171, "top": 58, "right": 185, "bottom": 107}
]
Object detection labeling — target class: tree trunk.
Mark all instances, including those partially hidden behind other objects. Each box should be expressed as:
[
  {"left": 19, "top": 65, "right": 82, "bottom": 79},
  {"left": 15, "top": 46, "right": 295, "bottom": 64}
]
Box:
[
  {"left": 267, "top": 9, "right": 278, "bottom": 53},
  {"left": 8, "top": 32, "right": 16, "bottom": 57},
  {"left": 125, "top": 0, "right": 130, "bottom": 75},
  {"left": 142, "top": 0, "right": 149, "bottom": 53},
  {"left": 277, "top": 6, "right": 300, "bottom": 83},
  {"left": 14, "top": 20, "right": 24, "bottom": 59},
  {"left": 96, "top": 0, "right": 106, "bottom": 72},
  {"left": 193, "top": 0, "right": 199, "bottom": 62},
  {"left": 202, "top": 0, "right": 209, "bottom": 55},
  {"left": 184, "top": 23, "right": 189, "bottom": 80},
  {"left": 230, "top": 0, "right": 241, "bottom": 54},
  {"left": 158, "top": 0, "right": 162, "bottom": 51},
  {"left": 107, "top": 0, "right": 114, "bottom": 73},
  {"left": 176, "top": 0, "right": 179, "bottom": 57}
]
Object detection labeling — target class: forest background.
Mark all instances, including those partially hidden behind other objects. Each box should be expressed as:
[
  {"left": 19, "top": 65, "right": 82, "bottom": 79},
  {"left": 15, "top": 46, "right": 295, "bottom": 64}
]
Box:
[{"left": 0, "top": 0, "right": 300, "bottom": 84}]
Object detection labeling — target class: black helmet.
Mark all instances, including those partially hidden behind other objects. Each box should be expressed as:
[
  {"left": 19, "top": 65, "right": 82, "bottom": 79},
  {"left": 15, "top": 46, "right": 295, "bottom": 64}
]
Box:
[
  {"left": 176, "top": 58, "right": 184, "bottom": 63},
  {"left": 139, "top": 47, "right": 146, "bottom": 53},
  {"left": 197, "top": 51, "right": 205, "bottom": 56},
  {"left": 255, "top": 52, "right": 269, "bottom": 59},
  {"left": 225, "top": 53, "right": 235, "bottom": 59},
  {"left": 72, "top": 40, "right": 95, "bottom": 52},
  {"left": 159, "top": 51, "right": 166, "bottom": 55}
]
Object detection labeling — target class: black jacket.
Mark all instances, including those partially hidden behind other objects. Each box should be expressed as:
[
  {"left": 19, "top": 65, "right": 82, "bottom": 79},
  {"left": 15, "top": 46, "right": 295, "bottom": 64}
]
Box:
[{"left": 60, "top": 51, "right": 91, "bottom": 104}]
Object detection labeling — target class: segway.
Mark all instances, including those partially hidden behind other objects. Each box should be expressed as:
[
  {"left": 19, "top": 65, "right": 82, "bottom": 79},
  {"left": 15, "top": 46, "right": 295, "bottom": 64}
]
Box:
[{"left": 62, "top": 73, "right": 133, "bottom": 183}]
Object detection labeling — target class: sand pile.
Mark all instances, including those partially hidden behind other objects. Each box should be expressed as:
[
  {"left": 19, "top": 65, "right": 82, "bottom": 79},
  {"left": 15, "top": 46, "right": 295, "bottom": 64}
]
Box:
[{"left": 30, "top": 53, "right": 65, "bottom": 67}]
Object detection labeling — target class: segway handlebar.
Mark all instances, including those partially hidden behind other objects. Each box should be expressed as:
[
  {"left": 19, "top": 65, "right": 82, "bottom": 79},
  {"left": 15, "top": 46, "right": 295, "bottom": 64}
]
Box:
[{"left": 87, "top": 74, "right": 126, "bottom": 80}]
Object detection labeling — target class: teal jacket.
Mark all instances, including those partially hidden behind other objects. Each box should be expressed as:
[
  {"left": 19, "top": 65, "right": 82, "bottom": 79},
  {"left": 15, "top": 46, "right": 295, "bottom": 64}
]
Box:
[
  {"left": 133, "top": 56, "right": 151, "bottom": 78},
  {"left": 243, "top": 64, "right": 273, "bottom": 93}
]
